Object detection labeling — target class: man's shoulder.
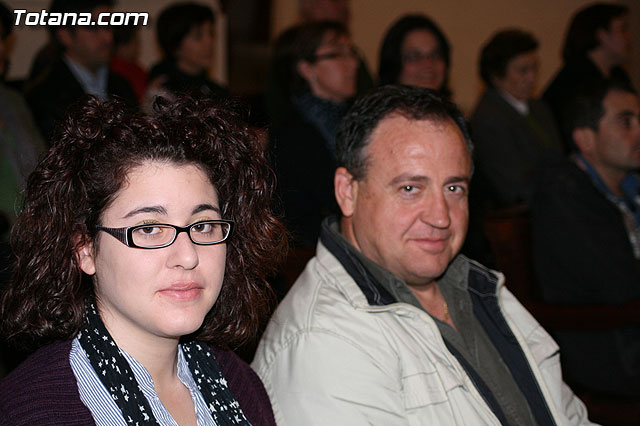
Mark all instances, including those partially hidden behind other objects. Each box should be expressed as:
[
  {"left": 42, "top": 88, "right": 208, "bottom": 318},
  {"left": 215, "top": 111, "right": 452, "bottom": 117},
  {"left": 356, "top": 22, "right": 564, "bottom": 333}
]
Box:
[
  {"left": 254, "top": 244, "right": 402, "bottom": 367},
  {"left": 26, "top": 59, "right": 78, "bottom": 94},
  {"left": 534, "top": 161, "right": 612, "bottom": 214},
  {"left": 471, "top": 90, "right": 510, "bottom": 120},
  {"left": 264, "top": 246, "right": 368, "bottom": 334}
]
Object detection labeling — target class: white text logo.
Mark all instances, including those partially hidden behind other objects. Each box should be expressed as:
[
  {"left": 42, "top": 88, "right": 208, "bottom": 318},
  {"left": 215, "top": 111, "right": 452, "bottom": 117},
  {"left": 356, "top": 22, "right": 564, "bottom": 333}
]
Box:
[{"left": 13, "top": 10, "right": 149, "bottom": 26}]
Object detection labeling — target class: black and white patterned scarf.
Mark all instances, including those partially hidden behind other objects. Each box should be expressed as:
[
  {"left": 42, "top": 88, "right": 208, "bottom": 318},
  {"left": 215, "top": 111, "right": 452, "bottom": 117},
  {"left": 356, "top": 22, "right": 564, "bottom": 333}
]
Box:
[{"left": 77, "top": 303, "right": 250, "bottom": 426}]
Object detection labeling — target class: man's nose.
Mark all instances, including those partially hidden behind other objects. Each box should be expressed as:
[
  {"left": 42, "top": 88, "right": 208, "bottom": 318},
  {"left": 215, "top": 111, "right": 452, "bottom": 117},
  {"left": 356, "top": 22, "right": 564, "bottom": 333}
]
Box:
[{"left": 420, "top": 191, "right": 451, "bottom": 229}]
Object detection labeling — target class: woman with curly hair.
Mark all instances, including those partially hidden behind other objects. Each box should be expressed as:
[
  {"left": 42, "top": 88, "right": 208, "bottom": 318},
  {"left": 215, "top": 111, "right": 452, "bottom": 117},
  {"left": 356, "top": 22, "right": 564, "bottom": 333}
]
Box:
[{"left": 0, "top": 94, "right": 286, "bottom": 425}]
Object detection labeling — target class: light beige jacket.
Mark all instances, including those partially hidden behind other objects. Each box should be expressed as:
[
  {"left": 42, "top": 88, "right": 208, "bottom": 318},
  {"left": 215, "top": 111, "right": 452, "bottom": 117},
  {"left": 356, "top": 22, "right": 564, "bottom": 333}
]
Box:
[{"left": 253, "top": 241, "right": 596, "bottom": 425}]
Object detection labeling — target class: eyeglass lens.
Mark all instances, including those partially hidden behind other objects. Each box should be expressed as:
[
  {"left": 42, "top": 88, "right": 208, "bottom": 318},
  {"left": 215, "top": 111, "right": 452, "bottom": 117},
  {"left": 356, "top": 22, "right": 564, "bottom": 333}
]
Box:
[{"left": 131, "top": 221, "right": 230, "bottom": 247}]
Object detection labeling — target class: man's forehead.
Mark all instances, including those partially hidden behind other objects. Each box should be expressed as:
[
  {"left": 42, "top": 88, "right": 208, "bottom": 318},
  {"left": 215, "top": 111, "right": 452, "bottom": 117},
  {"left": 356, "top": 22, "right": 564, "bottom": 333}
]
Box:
[
  {"left": 368, "top": 114, "right": 464, "bottom": 150},
  {"left": 364, "top": 114, "right": 471, "bottom": 175},
  {"left": 602, "top": 90, "right": 639, "bottom": 117}
]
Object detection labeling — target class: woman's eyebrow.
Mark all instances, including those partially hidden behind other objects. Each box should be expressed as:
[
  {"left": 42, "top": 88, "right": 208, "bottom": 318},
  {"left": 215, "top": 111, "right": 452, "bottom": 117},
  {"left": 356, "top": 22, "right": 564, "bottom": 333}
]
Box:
[
  {"left": 121, "top": 204, "right": 220, "bottom": 220},
  {"left": 122, "top": 205, "right": 167, "bottom": 219},
  {"left": 192, "top": 203, "right": 221, "bottom": 215}
]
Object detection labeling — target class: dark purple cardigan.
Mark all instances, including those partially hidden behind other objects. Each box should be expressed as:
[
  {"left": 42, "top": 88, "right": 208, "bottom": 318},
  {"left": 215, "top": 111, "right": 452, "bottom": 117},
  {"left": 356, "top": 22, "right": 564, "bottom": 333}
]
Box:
[{"left": 0, "top": 340, "right": 275, "bottom": 426}]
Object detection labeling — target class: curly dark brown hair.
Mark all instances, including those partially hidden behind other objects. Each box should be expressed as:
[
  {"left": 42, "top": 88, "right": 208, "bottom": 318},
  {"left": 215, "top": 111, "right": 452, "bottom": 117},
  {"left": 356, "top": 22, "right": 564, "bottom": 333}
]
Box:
[{"left": 0, "top": 95, "right": 287, "bottom": 351}]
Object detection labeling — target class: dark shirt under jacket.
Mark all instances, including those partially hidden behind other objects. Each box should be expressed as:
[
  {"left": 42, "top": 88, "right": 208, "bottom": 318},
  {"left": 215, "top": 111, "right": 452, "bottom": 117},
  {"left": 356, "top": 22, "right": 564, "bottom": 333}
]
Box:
[
  {"left": 148, "top": 60, "right": 228, "bottom": 100},
  {"left": 24, "top": 58, "right": 138, "bottom": 144},
  {"left": 271, "top": 107, "right": 339, "bottom": 249},
  {"left": 543, "top": 56, "right": 633, "bottom": 153},
  {"left": 471, "top": 89, "right": 562, "bottom": 208},
  {"left": 531, "top": 160, "right": 640, "bottom": 397}
]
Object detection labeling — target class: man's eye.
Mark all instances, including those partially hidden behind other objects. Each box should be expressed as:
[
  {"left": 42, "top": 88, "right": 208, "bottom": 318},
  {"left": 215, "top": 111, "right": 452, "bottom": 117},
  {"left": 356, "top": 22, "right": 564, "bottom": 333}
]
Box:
[
  {"left": 447, "top": 185, "right": 466, "bottom": 194},
  {"left": 401, "top": 185, "right": 417, "bottom": 193}
]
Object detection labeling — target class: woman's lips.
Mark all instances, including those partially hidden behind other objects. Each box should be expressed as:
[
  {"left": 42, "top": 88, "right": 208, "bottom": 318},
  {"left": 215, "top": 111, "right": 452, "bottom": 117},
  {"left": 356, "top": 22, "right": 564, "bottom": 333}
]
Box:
[{"left": 158, "top": 283, "right": 203, "bottom": 301}]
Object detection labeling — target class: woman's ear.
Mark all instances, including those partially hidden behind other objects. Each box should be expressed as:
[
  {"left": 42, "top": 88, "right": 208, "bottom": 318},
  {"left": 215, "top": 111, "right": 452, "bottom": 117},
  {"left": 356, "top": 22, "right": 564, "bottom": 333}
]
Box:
[
  {"left": 75, "top": 235, "right": 96, "bottom": 276},
  {"left": 297, "top": 60, "right": 316, "bottom": 86}
]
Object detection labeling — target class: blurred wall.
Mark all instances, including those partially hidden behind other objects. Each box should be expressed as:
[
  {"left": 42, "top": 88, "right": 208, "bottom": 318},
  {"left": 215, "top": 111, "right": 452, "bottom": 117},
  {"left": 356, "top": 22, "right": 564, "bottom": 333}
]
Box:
[{"left": 272, "top": 0, "right": 639, "bottom": 114}]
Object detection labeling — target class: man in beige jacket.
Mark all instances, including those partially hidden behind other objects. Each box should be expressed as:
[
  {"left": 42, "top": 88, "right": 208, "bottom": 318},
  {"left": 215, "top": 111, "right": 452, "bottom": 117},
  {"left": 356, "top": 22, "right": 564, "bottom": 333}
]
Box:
[{"left": 253, "top": 85, "right": 594, "bottom": 426}]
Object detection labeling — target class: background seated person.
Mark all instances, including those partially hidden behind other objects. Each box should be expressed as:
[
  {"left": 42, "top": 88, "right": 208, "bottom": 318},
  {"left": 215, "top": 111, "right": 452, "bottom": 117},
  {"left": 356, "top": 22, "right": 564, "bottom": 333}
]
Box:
[
  {"left": 24, "top": 0, "right": 137, "bottom": 142},
  {"left": 543, "top": 2, "right": 633, "bottom": 152},
  {"left": 147, "top": 1, "right": 228, "bottom": 105},
  {"left": 532, "top": 80, "right": 640, "bottom": 398},
  {"left": 253, "top": 85, "right": 593, "bottom": 426},
  {"left": 471, "top": 29, "right": 562, "bottom": 208},
  {"left": 0, "top": 95, "right": 286, "bottom": 424},
  {"left": 265, "top": 0, "right": 372, "bottom": 128},
  {"left": 270, "top": 21, "right": 358, "bottom": 249},
  {"left": 378, "top": 14, "right": 452, "bottom": 98}
]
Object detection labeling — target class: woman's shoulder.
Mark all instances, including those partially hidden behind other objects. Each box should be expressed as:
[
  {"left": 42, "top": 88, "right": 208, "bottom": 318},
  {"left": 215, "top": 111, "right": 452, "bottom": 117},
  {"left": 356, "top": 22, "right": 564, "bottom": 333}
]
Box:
[
  {"left": 210, "top": 345, "right": 276, "bottom": 426},
  {"left": 0, "top": 340, "right": 92, "bottom": 425}
]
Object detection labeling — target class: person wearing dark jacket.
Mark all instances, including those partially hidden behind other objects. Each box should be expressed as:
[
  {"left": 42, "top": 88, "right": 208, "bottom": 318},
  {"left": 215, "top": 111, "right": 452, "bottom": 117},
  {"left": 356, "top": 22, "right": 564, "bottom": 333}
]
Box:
[
  {"left": 543, "top": 2, "right": 633, "bottom": 153},
  {"left": 24, "top": 0, "right": 137, "bottom": 143},
  {"left": 270, "top": 21, "right": 358, "bottom": 248},
  {"left": 147, "top": 2, "right": 228, "bottom": 105},
  {"left": 532, "top": 80, "right": 640, "bottom": 397},
  {"left": 472, "top": 29, "right": 562, "bottom": 208}
]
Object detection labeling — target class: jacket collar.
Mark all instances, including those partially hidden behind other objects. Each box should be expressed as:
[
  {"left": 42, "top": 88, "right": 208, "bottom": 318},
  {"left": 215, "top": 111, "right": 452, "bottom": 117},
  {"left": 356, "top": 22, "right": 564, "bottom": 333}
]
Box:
[{"left": 319, "top": 216, "right": 501, "bottom": 307}]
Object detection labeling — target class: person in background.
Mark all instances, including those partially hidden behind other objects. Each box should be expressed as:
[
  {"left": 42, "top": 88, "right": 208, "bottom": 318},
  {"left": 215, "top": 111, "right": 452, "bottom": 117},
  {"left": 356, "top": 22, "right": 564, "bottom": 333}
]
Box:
[
  {"left": 532, "top": 80, "right": 640, "bottom": 397},
  {"left": 24, "top": 0, "right": 137, "bottom": 142},
  {"left": 265, "top": 0, "right": 372, "bottom": 127},
  {"left": 0, "top": 0, "right": 45, "bottom": 379},
  {"left": 110, "top": 25, "right": 147, "bottom": 104},
  {"left": 471, "top": 29, "right": 562, "bottom": 208},
  {"left": 378, "top": 14, "right": 452, "bottom": 98},
  {"left": 0, "top": 95, "right": 286, "bottom": 425},
  {"left": 147, "top": 1, "right": 228, "bottom": 105},
  {"left": 0, "top": 1, "right": 45, "bottom": 228},
  {"left": 543, "top": 2, "right": 633, "bottom": 153},
  {"left": 298, "top": 0, "right": 350, "bottom": 23},
  {"left": 270, "top": 21, "right": 357, "bottom": 249}
]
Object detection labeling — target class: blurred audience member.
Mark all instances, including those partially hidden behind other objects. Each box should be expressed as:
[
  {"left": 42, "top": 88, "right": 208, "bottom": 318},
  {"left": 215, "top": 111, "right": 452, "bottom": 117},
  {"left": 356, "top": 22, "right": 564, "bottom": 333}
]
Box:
[
  {"left": 0, "top": 2, "right": 45, "bottom": 225},
  {"left": 298, "top": 0, "right": 350, "bottom": 24},
  {"left": 0, "top": 0, "right": 45, "bottom": 379},
  {"left": 471, "top": 29, "right": 562, "bottom": 208},
  {"left": 271, "top": 21, "right": 357, "bottom": 248},
  {"left": 265, "top": 0, "right": 372, "bottom": 127},
  {"left": 532, "top": 80, "right": 640, "bottom": 397},
  {"left": 378, "top": 14, "right": 451, "bottom": 98},
  {"left": 24, "top": 0, "right": 137, "bottom": 143},
  {"left": 543, "top": 2, "right": 633, "bottom": 153},
  {"left": 147, "top": 2, "right": 228, "bottom": 105},
  {"left": 110, "top": 25, "right": 147, "bottom": 104}
]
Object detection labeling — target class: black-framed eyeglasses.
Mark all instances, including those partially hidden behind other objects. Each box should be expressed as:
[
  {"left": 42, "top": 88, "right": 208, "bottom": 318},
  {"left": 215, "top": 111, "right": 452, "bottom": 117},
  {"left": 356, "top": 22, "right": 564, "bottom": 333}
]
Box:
[
  {"left": 401, "top": 49, "right": 444, "bottom": 64},
  {"left": 96, "top": 219, "right": 234, "bottom": 249},
  {"left": 313, "top": 45, "right": 359, "bottom": 62}
]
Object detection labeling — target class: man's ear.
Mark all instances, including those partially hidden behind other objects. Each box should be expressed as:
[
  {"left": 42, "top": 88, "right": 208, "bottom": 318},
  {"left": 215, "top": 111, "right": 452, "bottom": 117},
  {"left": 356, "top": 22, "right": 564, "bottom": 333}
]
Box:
[
  {"left": 572, "top": 127, "right": 596, "bottom": 157},
  {"left": 56, "top": 28, "right": 73, "bottom": 50},
  {"left": 75, "top": 235, "right": 96, "bottom": 276},
  {"left": 334, "top": 167, "right": 358, "bottom": 218},
  {"left": 297, "top": 60, "right": 315, "bottom": 86},
  {"left": 595, "top": 27, "right": 610, "bottom": 49}
]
